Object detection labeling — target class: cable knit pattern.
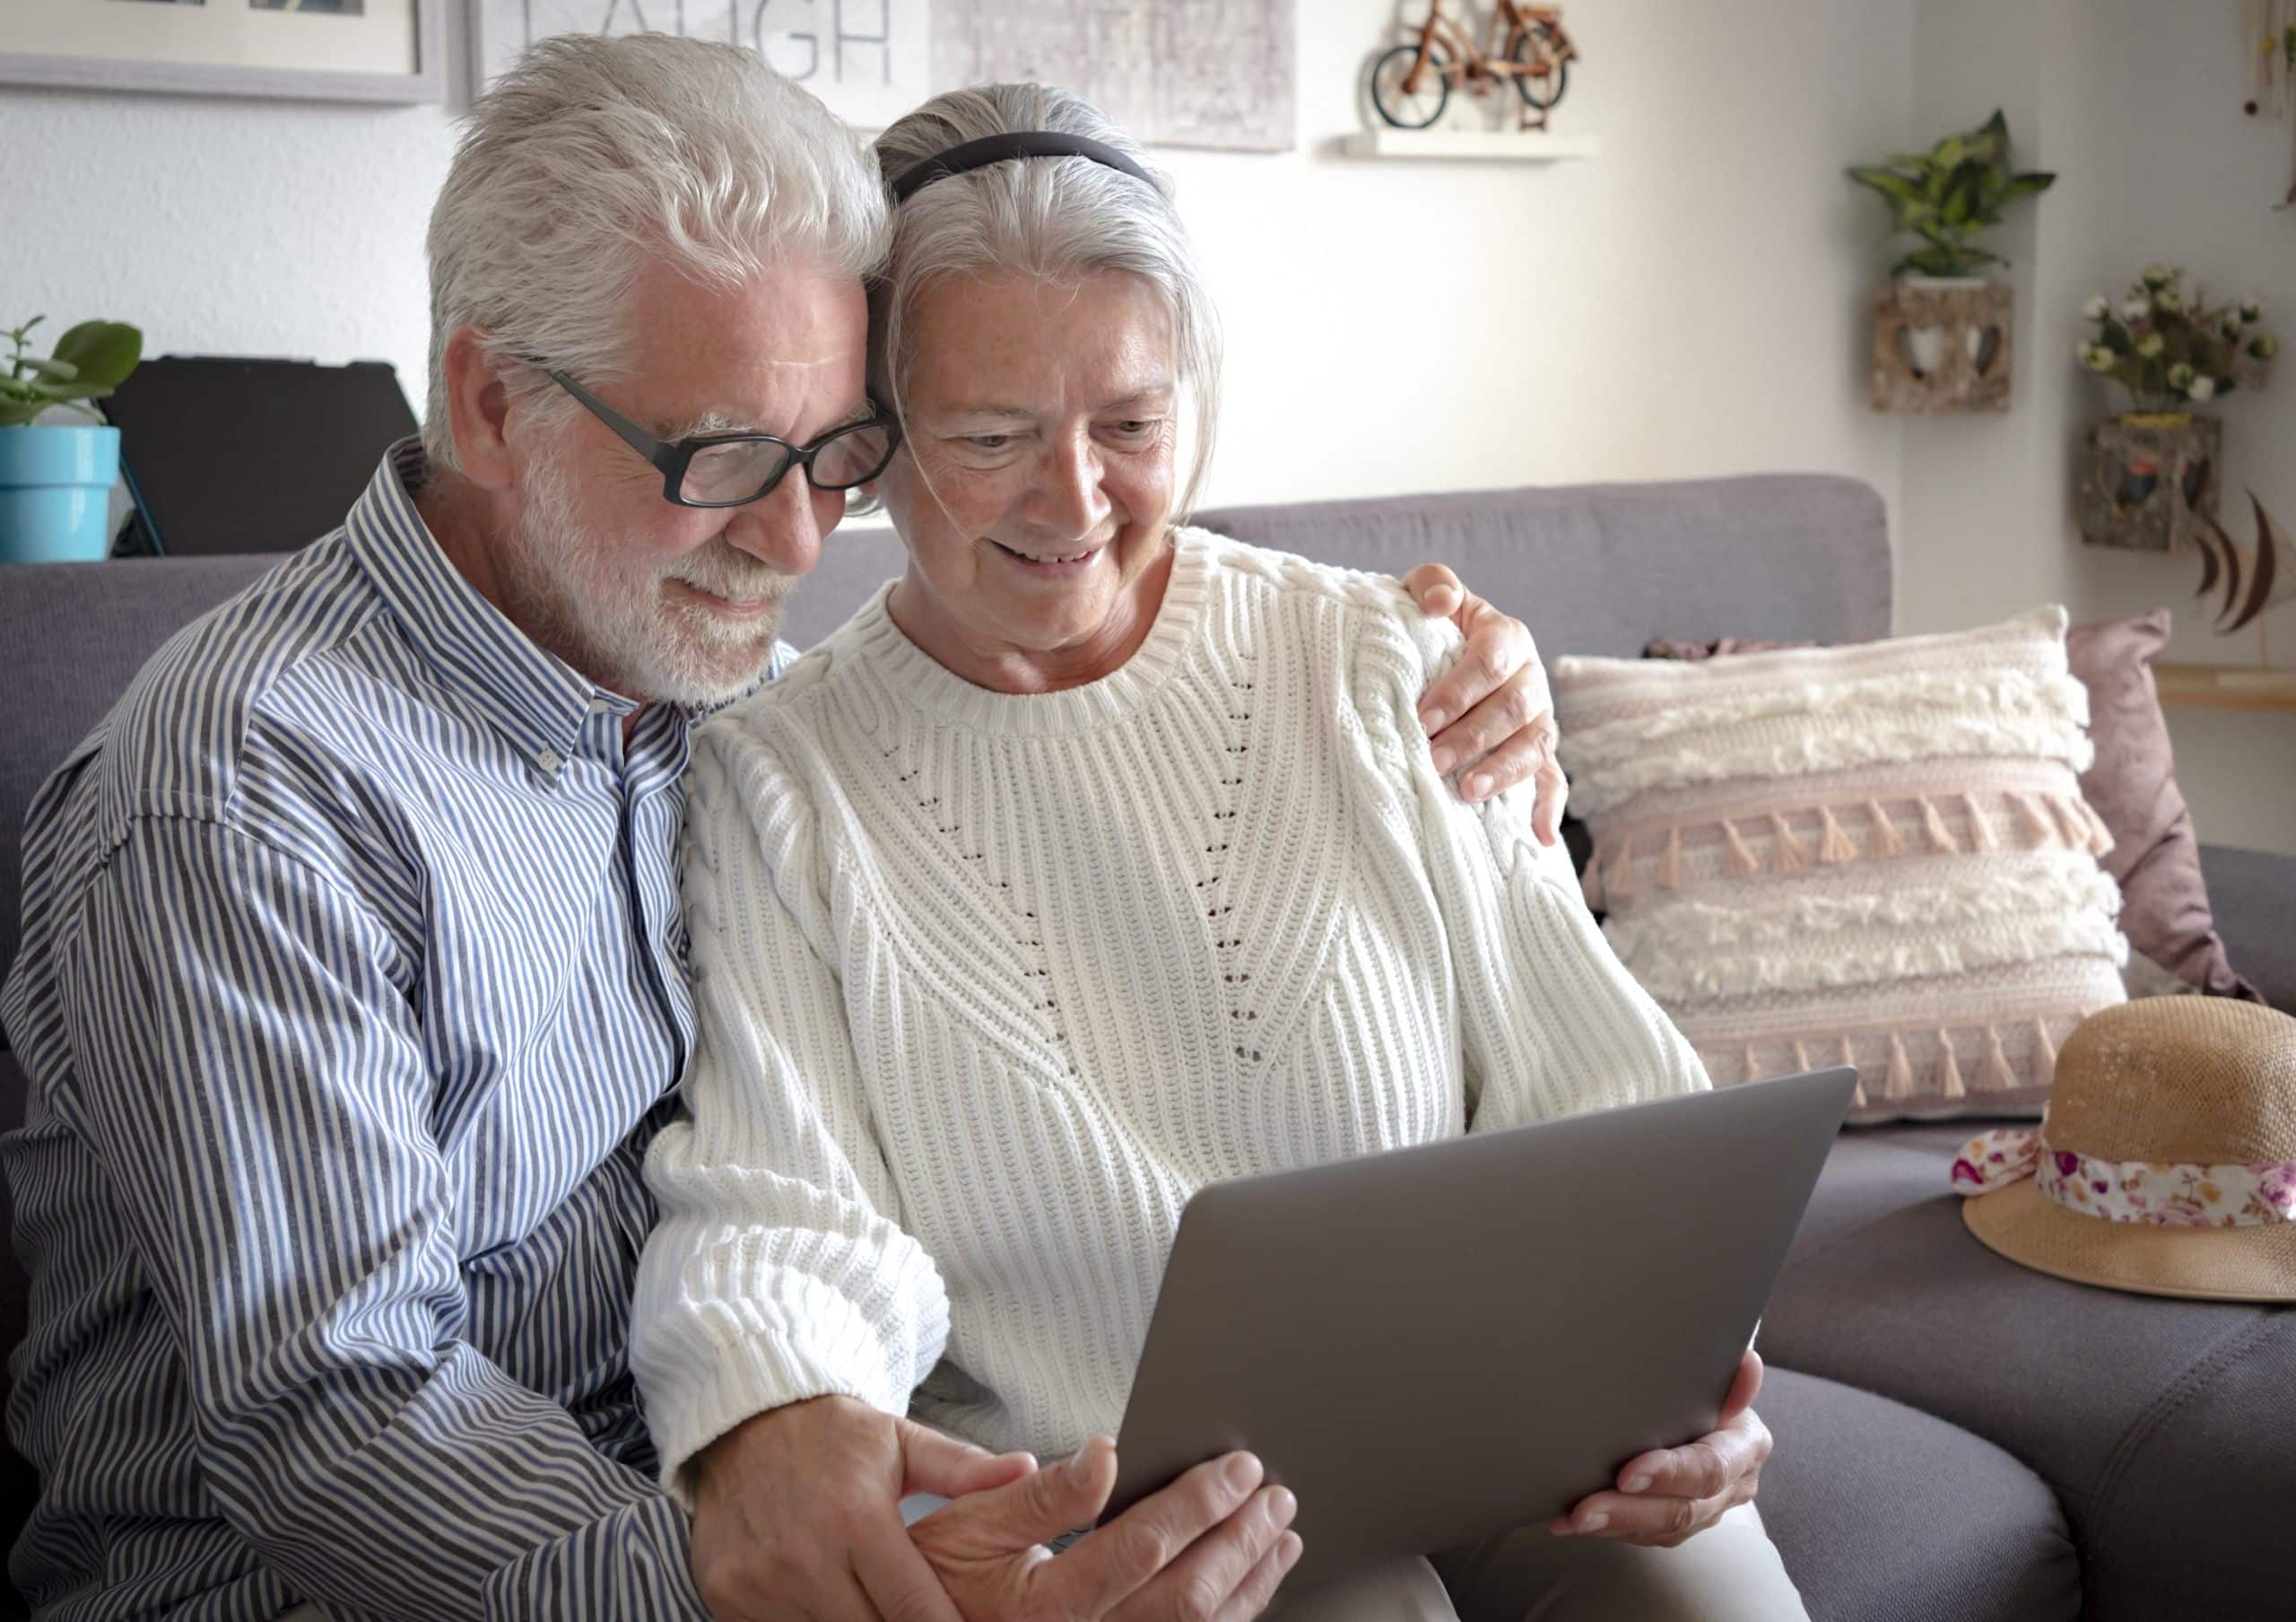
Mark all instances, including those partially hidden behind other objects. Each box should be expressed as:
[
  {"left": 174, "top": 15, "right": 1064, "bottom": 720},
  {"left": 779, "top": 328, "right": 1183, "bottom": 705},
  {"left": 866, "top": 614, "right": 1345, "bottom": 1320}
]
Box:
[
  {"left": 1553, "top": 607, "right": 2128, "bottom": 1126},
  {"left": 632, "top": 528, "right": 1709, "bottom": 1496}
]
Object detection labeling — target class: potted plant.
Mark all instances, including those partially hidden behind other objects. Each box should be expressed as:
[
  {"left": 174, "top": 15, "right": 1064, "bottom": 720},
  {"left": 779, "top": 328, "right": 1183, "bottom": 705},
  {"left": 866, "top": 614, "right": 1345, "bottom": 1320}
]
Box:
[
  {"left": 1, "top": 315, "right": 144, "bottom": 564},
  {"left": 1850, "top": 110, "right": 2055, "bottom": 412},
  {"left": 2074, "top": 266, "right": 2277, "bottom": 552}
]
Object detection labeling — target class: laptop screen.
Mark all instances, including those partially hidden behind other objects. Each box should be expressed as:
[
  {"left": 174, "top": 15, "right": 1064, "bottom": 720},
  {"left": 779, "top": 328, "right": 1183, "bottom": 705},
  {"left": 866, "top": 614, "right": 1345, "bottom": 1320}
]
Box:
[{"left": 104, "top": 356, "right": 421, "bottom": 557}]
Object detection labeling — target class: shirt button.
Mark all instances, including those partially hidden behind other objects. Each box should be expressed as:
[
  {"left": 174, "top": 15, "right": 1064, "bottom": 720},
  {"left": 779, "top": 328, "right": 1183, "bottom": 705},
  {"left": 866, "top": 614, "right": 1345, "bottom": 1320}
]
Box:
[{"left": 534, "top": 747, "right": 563, "bottom": 772}]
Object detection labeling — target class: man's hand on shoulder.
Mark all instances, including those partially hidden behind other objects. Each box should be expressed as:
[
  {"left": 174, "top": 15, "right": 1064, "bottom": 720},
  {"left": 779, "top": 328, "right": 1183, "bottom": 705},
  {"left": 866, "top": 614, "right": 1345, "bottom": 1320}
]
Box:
[
  {"left": 908, "top": 1436, "right": 1300, "bottom": 1621},
  {"left": 1397, "top": 563, "right": 1566, "bottom": 837},
  {"left": 689, "top": 1394, "right": 1032, "bottom": 1622}
]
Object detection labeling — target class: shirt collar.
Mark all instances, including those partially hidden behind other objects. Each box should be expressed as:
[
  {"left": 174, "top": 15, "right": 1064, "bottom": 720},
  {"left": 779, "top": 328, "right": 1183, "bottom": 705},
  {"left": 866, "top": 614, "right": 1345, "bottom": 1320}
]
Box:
[{"left": 344, "top": 438, "right": 663, "bottom": 777}]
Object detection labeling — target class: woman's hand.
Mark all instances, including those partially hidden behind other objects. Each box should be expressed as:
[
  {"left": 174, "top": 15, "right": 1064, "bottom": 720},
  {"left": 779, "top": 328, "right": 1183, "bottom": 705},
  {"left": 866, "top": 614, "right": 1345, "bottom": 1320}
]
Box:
[
  {"left": 908, "top": 1435, "right": 1301, "bottom": 1620},
  {"left": 1398, "top": 564, "right": 1565, "bottom": 837},
  {"left": 1548, "top": 1348, "right": 1773, "bottom": 1549}
]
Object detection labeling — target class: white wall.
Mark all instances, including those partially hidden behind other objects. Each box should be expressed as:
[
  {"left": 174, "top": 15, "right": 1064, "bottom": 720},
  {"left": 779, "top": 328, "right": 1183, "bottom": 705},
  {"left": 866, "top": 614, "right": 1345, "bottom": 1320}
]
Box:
[
  {"left": 1895, "top": 0, "right": 2296, "bottom": 855},
  {"left": 1165, "top": 0, "right": 1911, "bottom": 510}
]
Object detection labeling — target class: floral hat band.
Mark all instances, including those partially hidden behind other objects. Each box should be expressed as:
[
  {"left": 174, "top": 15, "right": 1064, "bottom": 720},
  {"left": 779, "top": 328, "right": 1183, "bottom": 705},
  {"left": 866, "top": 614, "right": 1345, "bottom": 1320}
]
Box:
[{"left": 1953, "top": 1126, "right": 2296, "bottom": 1229}]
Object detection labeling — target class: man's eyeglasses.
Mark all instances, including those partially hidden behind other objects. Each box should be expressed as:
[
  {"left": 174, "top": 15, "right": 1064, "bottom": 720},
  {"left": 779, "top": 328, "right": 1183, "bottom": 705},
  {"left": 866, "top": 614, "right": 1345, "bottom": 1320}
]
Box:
[{"left": 533, "top": 366, "right": 901, "bottom": 509}]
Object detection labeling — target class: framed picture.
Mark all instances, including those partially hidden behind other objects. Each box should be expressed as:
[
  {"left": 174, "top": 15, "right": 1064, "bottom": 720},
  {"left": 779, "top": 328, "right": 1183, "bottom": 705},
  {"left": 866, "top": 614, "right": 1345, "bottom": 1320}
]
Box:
[
  {"left": 0, "top": 0, "right": 446, "bottom": 104},
  {"left": 470, "top": 2, "right": 1294, "bottom": 151},
  {"left": 472, "top": 2, "right": 933, "bottom": 132}
]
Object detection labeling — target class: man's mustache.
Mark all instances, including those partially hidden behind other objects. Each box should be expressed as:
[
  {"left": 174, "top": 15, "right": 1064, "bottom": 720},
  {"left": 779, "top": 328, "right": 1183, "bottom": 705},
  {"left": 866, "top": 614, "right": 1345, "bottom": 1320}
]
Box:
[{"left": 665, "top": 541, "right": 798, "bottom": 604}]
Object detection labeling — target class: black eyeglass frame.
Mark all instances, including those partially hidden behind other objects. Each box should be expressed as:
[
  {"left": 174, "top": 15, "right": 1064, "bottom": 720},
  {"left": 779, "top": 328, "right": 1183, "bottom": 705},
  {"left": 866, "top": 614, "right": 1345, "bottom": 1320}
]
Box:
[{"left": 535, "top": 365, "right": 902, "bottom": 509}]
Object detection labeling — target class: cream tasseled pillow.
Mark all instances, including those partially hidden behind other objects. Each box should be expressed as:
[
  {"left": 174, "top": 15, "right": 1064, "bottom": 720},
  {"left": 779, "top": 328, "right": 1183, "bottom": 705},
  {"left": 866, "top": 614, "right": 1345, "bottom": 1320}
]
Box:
[{"left": 1553, "top": 606, "right": 2129, "bottom": 1124}]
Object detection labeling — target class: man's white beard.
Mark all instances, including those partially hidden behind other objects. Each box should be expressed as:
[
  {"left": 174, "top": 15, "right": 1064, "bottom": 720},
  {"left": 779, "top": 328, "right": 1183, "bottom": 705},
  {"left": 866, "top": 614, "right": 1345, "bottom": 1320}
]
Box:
[{"left": 501, "top": 445, "right": 795, "bottom": 710}]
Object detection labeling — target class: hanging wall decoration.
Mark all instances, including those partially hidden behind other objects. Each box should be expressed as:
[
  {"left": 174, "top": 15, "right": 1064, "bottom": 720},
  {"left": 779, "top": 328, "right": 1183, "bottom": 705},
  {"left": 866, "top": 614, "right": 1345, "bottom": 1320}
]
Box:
[
  {"left": 2074, "top": 265, "right": 2277, "bottom": 553},
  {"left": 2243, "top": 0, "right": 2296, "bottom": 206},
  {"left": 472, "top": 3, "right": 1296, "bottom": 150},
  {"left": 1849, "top": 110, "right": 2054, "bottom": 414},
  {"left": 2188, "top": 492, "right": 2295, "bottom": 667}
]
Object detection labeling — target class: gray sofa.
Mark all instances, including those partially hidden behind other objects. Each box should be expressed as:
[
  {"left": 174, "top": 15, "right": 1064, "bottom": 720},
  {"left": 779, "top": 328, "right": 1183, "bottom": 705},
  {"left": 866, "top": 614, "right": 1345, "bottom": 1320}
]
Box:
[{"left": 3, "top": 474, "right": 2291, "bottom": 1620}]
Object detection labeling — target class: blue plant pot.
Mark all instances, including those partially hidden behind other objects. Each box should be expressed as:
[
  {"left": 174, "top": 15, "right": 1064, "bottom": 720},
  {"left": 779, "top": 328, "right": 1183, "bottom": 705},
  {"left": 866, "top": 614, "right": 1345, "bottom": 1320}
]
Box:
[{"left": 0, "top": 424, "right": 121, "bottom": 563}]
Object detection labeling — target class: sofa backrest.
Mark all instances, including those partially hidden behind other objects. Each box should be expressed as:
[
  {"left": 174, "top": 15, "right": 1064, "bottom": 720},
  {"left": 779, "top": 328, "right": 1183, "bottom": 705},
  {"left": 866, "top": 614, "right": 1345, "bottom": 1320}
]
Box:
[{"left": 1194, "top": 473, "right": 1892, "bottom": 659}]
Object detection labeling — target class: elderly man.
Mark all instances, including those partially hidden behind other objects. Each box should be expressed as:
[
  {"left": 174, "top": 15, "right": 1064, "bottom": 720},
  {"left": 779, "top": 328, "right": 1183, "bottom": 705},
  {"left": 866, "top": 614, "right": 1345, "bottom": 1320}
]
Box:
[{"left": 0, "top": 35, "right": 1569, "bottom": 1622}]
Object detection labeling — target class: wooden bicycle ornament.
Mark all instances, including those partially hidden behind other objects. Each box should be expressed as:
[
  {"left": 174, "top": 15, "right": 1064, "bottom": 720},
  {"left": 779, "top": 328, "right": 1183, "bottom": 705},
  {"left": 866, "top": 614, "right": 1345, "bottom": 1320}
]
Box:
[{"left": 1370, "top": 0, "right": 1578, "bottom": 132}]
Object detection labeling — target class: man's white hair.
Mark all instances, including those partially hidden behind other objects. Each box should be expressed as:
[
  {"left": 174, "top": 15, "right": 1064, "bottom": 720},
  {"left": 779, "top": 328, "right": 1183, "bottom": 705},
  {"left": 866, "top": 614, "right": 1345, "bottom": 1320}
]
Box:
[
  {"left": 869, "top": 84, "right": 1223, "bottom": 519},
  {"left": 422, "top": 33, "right": 890, "bottom": 471}
]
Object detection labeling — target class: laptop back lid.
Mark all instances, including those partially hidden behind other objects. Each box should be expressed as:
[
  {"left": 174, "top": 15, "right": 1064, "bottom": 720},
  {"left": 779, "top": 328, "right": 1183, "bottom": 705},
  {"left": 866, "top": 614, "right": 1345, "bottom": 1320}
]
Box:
[
  {"left": 106, "top": 355, "right": 419, "bottom": 557},
  {"left": 1106, "top": 1068, "right": 1857, "bottom": 1589}
]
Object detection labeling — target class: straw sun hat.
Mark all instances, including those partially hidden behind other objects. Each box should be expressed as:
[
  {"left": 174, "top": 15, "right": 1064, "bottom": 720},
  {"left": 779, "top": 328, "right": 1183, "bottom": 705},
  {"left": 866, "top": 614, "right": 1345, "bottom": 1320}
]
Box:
[{"left": 1952, "top": 997, "right": 2296, "bottom": 1303}]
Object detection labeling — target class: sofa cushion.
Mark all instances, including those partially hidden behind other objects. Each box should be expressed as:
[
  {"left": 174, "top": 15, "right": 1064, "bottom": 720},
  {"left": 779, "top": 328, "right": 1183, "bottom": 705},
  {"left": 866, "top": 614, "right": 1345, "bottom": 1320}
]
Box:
[
  {"left": 2199, "top": 843, "right": 2296, "bottom": 1016},
  {"left": 1646, "top": 612, "right": 2266, "bottom": 1006},
  {"left": 1753, "top": 1365, "right": 2077, "bottom": 1622},
  {"left": 1552, "top": 607, "right": 2128, "bottom": 1123},
  {"left": 1766, "top": 1127, "right": 2296, "bottom": 1621}
]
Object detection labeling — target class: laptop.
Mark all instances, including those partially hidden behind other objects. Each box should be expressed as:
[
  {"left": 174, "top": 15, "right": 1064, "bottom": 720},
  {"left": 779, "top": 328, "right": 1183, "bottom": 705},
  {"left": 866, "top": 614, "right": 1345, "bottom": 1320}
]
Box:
[{"left": 1098, "top": 1068, "right": 1857, "bottom": 1591}]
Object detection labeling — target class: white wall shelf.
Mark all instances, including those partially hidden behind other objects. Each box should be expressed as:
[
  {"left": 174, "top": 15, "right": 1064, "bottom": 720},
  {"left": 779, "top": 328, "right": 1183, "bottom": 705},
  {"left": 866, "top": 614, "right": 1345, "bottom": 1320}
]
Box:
[{"left": 1339, "top": 128, "right": 1601, "bottom": 161}]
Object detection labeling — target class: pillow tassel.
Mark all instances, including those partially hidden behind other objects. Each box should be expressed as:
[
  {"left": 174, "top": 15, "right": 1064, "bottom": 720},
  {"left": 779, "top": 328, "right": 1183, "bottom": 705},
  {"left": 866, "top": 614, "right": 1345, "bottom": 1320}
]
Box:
[
  {"left": 2082, "top": 799, "right": 2117, "bottom": 858},
  {"left": 1935, "top": 1029, "right": 1967, "bottom": 1101},
  {"left": 1865, "top": 798, "right": 1907, "bottom": 859},
  {"left": 1817, "top": 805, "right": 1858, "bottom": 864},
  {"left": 2048, "top": 793, "right": 2092, "bottom": 850},
  {"left": 1837, "top": 1034, "right": 1867, "bottom": 1109},
  {"left": 1657, "top": 825, "right": 1684, "bottom": 889},
  {"left": 1722, "top": 817, "right": 1762, "bottom": 877},
  {"left": 1605, "top": 832, "right": 1639, "bottom": 900},
  {"left": 1918, "top": 795, "right": 1961, "bottom": 853},
  {"left": 1962, "top": 792, "right": 1997, "bottom": 852},
  {"left": 1792, "top": 1038, "right": 1814, "bottom": 1074},
  {"left": 2015, "top": 791, "right": 2057, "bottom": 845},
  {"left": 1770, "top": 811, "right": 1811, "bottom": 875},
  {"left": 1885, "top": 1031, "right": 1918, "bottom": 1100},
  {"left": 2031, "top": 1017, "right": 2057, "bottom": 1086},
  {"left": 1742, "top": 1043, "right": 1762, "bottom": 1086},
  {"left": 1979, "top": 1025, "right": 2018, "bottom": 1093},
  {"left": 1580, "top": 838, "right": 1607, "bottom": 910}
]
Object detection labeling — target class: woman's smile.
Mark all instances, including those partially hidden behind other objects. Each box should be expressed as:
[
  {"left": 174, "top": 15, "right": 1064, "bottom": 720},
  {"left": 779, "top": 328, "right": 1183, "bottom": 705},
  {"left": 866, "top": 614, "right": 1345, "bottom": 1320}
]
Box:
[{"left": 987, "top": 535, "right": 1111, "bottom": 575}]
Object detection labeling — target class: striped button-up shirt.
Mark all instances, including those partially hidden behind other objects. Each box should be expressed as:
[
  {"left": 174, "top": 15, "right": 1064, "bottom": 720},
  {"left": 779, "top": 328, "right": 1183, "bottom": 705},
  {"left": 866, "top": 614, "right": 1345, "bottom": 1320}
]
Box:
[{"left": 1, "top": 440, "right": 789, "bottom": 1618}]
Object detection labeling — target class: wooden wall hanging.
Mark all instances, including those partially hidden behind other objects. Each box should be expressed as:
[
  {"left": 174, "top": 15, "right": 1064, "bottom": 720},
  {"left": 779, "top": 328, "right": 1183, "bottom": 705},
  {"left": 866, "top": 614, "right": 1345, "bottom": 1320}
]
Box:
[
  {"left": 2076, "top": 414, "right": 2222, "bottom": 553},
  {"left": 1871, "top": 283, "right": 2013, "bottom": 413}
]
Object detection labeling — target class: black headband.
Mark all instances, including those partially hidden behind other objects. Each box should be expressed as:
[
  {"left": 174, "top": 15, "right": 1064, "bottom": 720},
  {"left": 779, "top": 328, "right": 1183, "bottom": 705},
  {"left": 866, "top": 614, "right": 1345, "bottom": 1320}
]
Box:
[{"left": 890, "top": 131, "right": 1153, "bottom": 203}]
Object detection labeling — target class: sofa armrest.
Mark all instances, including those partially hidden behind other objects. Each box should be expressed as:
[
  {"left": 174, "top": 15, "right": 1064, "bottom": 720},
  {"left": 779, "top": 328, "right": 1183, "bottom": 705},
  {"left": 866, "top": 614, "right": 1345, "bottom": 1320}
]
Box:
[{"left": 2198, "top": 843, "right": 2296, "bottom": 1015}]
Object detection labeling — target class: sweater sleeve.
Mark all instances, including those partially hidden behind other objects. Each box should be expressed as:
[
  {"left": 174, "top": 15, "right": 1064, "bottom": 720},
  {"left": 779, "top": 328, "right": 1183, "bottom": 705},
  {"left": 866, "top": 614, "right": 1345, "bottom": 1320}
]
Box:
[
  {"left": 630, "top": 715, "right": 951, "bottom": 1508},
  {"left": 1352, "top": 606, "right": 1711, "bottom": 1136}
]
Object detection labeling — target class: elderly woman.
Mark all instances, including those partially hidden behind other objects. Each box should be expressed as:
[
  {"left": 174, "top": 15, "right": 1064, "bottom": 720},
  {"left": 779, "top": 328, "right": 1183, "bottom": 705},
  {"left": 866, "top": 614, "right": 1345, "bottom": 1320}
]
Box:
[{"left": 633, "top": 86, "right": 1806, "bottom": 1622}]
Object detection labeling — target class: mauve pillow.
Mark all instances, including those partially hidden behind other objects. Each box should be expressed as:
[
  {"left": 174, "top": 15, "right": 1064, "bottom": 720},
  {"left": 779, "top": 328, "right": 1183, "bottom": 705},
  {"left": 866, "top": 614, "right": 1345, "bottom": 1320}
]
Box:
[
  {"left": 1641, "top": 609, "right": 2259, "bottom": 1003},
  {"left": 2065, "top": 610, "right": 2259, "bottom": 1001}
]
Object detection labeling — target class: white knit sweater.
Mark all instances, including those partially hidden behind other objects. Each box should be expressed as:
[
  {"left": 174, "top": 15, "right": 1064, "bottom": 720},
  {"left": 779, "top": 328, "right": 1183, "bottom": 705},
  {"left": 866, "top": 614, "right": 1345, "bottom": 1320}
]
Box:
[{"left": 632, "top": 528, "right": 1709, "bottom": 1502}]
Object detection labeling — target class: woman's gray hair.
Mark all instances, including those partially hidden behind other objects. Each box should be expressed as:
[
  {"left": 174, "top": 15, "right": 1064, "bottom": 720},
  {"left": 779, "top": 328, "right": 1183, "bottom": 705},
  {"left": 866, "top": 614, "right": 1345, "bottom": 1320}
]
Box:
[
  {"left": 870, "top": 84, "right": 1222, "bottom": 519},
  {"left": 423, "top": 33, "right": 890, "bottom": 473}
]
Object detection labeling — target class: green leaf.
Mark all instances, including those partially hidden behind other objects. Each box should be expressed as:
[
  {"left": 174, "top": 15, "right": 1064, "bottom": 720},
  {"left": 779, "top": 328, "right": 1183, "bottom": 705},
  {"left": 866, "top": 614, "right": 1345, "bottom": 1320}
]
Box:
[
  {"left": 49, "top": 320, "right": 141, "bottom": 390},
  {"left": 1848, "top": 165, "right": 1920, "bottom": 200},
  {"left": 20, "top": 355, "right": 79, "bottom": 382},
  {"left": 26, "top": 381, "right": 109, "bottom": 403},
  {"left": 0, "top": 399, "right": 48, "bottom": 427},
  {"left": 1941, "top": 175, "right": 1973, "bottom": 227}
]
